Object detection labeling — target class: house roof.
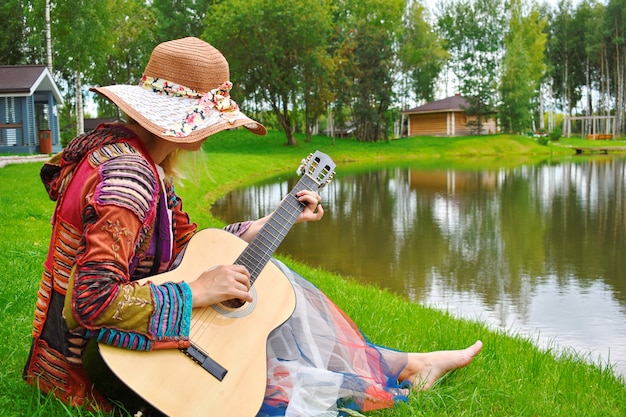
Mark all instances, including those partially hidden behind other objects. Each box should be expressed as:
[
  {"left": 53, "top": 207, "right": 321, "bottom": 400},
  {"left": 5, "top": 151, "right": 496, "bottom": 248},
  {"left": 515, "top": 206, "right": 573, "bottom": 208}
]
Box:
[
  {"left": 0, "top": 65, "right": 64, "bottom": 104},
  {"left": 403, "top": 94, "right": 469, "bottom": 114},
  {"left": 62, "top": 117, "right": 119, "bottom": 132},
  {"left": 84, "top": 117, "right": 119, "bottom": 131}
]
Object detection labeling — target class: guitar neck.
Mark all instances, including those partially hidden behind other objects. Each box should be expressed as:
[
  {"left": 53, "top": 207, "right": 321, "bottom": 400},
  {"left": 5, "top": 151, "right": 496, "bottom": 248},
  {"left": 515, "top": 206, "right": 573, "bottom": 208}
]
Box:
[{"left": 234, "top": 174, "right": 319, "bottom": 284}]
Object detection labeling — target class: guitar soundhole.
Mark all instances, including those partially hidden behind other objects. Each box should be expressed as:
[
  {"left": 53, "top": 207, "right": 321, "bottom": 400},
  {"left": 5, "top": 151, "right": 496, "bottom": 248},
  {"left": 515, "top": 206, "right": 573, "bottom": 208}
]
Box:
[
  {"left": 211, "top": 286, "right": 257, "bottom": 318},
  {"left": 221, "top": 298, "right": 245, "bottom": 309}
]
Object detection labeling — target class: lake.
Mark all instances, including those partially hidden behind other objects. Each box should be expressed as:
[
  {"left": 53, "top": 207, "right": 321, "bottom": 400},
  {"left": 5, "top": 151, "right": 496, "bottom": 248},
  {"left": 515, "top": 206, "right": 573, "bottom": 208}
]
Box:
[{"left": 211, "top": 156, "right": 626, "bottom": 379}]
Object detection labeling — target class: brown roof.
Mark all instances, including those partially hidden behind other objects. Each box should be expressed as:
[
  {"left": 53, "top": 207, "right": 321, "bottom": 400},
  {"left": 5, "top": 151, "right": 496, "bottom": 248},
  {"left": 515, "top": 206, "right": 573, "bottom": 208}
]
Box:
[
  {"left": 0, "top": 65, "right": 64, "bottom": 103},
  {"left": 61, "top": 118, "right": 120, "bottom": 131},
  {"left": 85, "top": 118, "right": 119, "bottom": 130},
  {"left": 0, "top": 65, "right": 46, "bottom": 93},
  {"left": 403, "top": 94, "right": 469, "bottom": 114}
]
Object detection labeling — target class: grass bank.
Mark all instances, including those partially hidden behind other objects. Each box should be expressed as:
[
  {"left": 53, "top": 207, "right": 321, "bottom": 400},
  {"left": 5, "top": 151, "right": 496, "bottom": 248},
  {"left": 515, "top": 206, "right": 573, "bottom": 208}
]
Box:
[{"left": 1, "top": 132, "right": 625, "bottom": 416}]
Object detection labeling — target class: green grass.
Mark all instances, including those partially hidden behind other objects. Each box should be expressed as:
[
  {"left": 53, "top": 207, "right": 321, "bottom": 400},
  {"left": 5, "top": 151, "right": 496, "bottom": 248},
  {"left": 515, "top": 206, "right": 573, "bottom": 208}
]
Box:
[{"left": 1, "top": 132, "right": 625, "bottom": 416}]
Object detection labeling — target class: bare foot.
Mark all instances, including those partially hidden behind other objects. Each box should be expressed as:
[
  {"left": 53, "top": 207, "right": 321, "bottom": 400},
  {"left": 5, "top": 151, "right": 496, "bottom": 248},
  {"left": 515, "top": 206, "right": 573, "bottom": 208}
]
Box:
[{"left": 399, "top": 340, "right": 483, "bottom": 390}]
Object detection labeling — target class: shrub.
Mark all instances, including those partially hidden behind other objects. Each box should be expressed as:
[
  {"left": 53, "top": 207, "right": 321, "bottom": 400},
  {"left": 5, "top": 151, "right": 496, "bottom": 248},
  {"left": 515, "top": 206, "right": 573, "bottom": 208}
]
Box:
[{"left": 549, "top": 126, "right": 562, "bottom": 141}]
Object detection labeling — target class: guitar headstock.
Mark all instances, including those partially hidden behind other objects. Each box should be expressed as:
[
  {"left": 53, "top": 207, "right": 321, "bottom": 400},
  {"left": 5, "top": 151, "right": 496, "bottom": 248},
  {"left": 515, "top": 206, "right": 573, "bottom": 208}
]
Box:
[{"left": 297, "top": 151, "right": 336, "bottom": 190}]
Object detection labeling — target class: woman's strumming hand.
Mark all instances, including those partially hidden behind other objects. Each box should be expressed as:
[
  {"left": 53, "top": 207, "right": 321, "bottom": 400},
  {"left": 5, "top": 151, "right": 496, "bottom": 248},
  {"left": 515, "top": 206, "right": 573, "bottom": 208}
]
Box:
[{"left": 188, "top": 264, "right": 252, "bottom": 308}]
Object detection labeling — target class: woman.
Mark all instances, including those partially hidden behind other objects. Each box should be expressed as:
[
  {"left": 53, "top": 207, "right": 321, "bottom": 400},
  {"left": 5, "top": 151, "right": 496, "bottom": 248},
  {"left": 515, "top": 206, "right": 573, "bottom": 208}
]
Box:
[{"left": 24, "top": 37, "right": 482, "bottom": 416}]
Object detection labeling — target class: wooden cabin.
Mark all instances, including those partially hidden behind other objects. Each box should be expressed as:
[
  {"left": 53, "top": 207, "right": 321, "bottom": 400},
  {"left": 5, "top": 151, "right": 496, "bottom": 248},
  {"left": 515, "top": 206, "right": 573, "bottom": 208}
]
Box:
[{"left": 402, "top": 94, "right": 497, "bottom": 137}]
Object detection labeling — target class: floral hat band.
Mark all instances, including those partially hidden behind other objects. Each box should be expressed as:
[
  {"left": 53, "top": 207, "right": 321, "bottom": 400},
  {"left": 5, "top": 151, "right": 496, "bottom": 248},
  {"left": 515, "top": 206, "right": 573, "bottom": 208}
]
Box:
[{"left": 139, "top": 75, "right": 242, "bottom": 138}]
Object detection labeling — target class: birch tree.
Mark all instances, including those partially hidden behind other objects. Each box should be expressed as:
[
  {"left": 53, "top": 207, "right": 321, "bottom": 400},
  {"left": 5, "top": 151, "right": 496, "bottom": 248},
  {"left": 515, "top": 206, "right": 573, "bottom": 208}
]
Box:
[
  {"left": 398, "top": 0, "right": 448, "bottom": 104},
  {"left": 604, "top": 0, "right": 626, "bottom": 136},
  {"left": 547, "top": 0, "right": 585, "bottom": 135},
  {"left": 333, "top": 0, "right": 404, "bottom": 142},
  {"left": 437, "top": 0, "right": 505, "bottom": 134},
  {"left": 51, "top": 0, "right": 109, "bottom": 134},
  {"left": 500, "top": 0, "right": 547, "bottom": 134}
]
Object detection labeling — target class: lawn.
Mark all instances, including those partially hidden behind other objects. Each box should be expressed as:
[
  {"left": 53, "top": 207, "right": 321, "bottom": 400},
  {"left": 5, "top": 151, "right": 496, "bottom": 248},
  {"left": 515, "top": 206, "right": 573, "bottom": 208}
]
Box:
[{"left": 1, "top": 131, "right": 625, "bottom": 416}]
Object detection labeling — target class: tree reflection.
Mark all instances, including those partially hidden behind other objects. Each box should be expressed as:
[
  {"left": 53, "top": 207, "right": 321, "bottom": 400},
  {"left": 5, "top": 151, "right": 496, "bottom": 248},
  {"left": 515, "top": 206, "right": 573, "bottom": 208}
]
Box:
[
  {"left": 212, "top": 158, "right": 626, "bottom": 308},
  {"left": 211, "top": 157, "right": 626, "bottom": 374}
]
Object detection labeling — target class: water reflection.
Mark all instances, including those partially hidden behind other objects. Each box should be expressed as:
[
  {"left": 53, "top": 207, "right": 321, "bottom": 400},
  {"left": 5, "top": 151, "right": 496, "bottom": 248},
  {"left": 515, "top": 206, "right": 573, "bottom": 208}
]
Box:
[{"left": 212, "top": 157, "right": 626, "bottom": 379}]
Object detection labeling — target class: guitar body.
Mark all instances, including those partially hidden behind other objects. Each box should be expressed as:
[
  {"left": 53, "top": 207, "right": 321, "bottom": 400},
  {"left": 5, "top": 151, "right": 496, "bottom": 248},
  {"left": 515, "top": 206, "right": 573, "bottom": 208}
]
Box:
[{"left": 98, "top": 228, "right": 296, "bottom": 417}]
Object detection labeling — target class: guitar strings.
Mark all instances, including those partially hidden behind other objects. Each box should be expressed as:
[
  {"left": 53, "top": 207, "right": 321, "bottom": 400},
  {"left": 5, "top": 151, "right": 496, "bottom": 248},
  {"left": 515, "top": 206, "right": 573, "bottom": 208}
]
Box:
[
  {"left": 181, "top": 155, "right": 336, "bottom": 363},
  {"left": 187, "top": 181, "right": 314, "bottom": 343}
]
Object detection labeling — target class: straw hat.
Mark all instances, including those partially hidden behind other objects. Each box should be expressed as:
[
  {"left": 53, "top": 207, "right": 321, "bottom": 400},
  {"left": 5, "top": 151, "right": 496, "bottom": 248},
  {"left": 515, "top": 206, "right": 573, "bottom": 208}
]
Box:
[{"left": 91, "top": 37, "right": 266, "bottom": 143}]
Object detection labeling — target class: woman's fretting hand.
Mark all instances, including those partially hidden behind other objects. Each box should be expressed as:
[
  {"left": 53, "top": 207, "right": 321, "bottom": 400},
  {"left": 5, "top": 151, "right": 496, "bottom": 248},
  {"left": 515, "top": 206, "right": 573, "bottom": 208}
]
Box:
[
  {"left": 295, "top": 190, "right": 324, "bottom": 224},
  {"left": 188, "top": 264, "right": 252, "bottom": 308}
]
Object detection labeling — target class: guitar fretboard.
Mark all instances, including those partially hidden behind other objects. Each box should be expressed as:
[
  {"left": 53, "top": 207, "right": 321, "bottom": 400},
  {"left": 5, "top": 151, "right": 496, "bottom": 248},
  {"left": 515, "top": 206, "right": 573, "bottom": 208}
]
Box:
[{"left": 234, "top": 174, "right": 319, "bottom": 284}]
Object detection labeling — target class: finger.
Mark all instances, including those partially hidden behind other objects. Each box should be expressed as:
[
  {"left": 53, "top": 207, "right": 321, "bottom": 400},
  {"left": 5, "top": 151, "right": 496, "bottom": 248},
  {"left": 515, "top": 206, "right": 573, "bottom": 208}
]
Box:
[
  {"left": 298, "top": 194, "right": 320, "bottom": 208},
  {"left": 314, "top": 203, "right": 324, "bottom": 217},
  {"left": 237, "top": 290, "right": 254, "bottom": 303},
  {"left": 230, "top": 264, "right": 250, "bottom": 276},
  {"left": 297, "top": 190, "right": 321, "bottom": 201},
  {"left": 231, "top": 278, "right": 253, "bottom": 302},
  {"left": 235, "top": 272, "right": 251, "bottom": 290}
]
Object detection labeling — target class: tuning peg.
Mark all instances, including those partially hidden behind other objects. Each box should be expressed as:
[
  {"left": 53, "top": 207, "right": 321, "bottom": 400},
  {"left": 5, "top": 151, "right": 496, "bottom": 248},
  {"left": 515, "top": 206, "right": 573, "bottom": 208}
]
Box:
[{"left": 296, "top": 153, "right": 314, "bottom": 176}]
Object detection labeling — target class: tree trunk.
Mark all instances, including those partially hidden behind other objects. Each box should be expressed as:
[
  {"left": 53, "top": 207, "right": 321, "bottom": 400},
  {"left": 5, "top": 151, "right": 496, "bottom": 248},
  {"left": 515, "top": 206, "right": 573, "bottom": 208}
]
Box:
[
  {"left": 327, "top": 104, "right": 335, "bottom": 146},
  {"left": 615, "top": 40, "right": 623, "bottom": 137},
  {"left": 538, "top": 87, "right": 545, "bottom": 132},
  {"left": 586, "top": 56, "right": 593, "bottom": 137},
  {"left": 563, "top": 57, "right": 570, "bottom": 137},
  {"left": 76, "top": 73, "right": 84, "bottom": 135},
  {"left": 304, "top": 103, "right": 312, "bottom": 143},
  {"left": 600, "top": 46, "right": 606, "bottom": 118},
  {"left": 45, "top": 0, "right": 52, "bottom": 73},
  {"left": 272, "top": 100, "right": 298, "bottom": 146}
]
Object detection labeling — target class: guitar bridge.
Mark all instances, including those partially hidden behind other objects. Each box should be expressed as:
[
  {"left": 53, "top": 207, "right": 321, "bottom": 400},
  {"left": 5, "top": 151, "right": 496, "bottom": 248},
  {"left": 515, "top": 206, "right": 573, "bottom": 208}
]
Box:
[{"left": 180, "top": 344, "right": 228, "bottom": 381}]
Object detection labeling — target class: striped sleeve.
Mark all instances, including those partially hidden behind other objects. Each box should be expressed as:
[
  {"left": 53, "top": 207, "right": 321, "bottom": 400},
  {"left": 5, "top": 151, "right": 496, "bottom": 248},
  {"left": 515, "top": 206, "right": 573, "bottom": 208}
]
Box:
[
  {"left": 223, "top": 221, "right": 253, "bottom": 237},
  {"left": 149, "top": 282, "right": 192, "bottom": 340}
]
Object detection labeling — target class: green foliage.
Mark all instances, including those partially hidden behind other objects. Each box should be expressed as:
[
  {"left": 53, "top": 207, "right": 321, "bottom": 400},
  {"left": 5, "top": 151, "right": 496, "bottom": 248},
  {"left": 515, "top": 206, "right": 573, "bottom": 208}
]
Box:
[
  {"left": 345, "top": 24, "right": 395, "bottom": 142},
  {"left": 546, "top": 0, "right": 587, "bottom": 114},
  {"left": 25, "top": 0, "right": 157, "bottom": 131},
  {"left": 52, "top": 0, "right": 108, "bottom": 83},
  {"left": 500, "top": 0, "right": 547, "bottom": 134},
  {"left": 437, "top": 0, "right": 504, "bottom": 134},
  {"left": 96, "top": 0, "right": 156, "bottom": 86},
  {"left": 398, "top": 2, "right": 448, "bottom": 104},
  {"left": 204, "top": 0, "right": 333, "bottom": 146},
  {"left": 0, "top": 0, "right": 27, "bottom": 64},
  {"left": 151, "top": 0, "right": 212, "bottom": 43},
  {"left": 11, "top": 0, "right": 626, "bottom": 150},
  {"left": 333, "top": 0, "right": 404, "bottom": 142},
  {"left": 549, "top": 125, "right": 562, "bottom": 141}
]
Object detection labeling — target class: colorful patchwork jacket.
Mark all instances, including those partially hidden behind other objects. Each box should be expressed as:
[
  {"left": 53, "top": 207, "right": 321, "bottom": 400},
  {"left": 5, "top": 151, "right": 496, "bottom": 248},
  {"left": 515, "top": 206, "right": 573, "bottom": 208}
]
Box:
[{"left": 23, "top": 124, "right": 205, "bottom": 410}]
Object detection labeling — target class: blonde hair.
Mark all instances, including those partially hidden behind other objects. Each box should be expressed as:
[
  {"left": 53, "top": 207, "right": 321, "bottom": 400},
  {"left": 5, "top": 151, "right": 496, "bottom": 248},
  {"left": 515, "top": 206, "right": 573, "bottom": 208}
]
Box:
[
  {"left": 160, "top": 148, "right": 184, "bottom": 179},
  {"left": 124, "top": 115, "right": 184, "bottom": 179}
]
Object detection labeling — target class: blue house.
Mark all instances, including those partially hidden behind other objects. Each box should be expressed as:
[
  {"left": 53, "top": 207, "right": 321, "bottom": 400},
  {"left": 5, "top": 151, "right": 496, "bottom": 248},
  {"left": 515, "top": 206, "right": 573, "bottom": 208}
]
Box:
[{"left": 0, "top": 65, "right": 64, "bottom": 155}]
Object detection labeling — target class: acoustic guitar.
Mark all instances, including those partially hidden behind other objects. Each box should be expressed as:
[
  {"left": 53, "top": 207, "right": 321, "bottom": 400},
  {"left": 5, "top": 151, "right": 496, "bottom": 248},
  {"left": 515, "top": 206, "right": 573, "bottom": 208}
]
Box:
[{"left": 95, "top": 151, "right": 336, "bottom": 417}]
